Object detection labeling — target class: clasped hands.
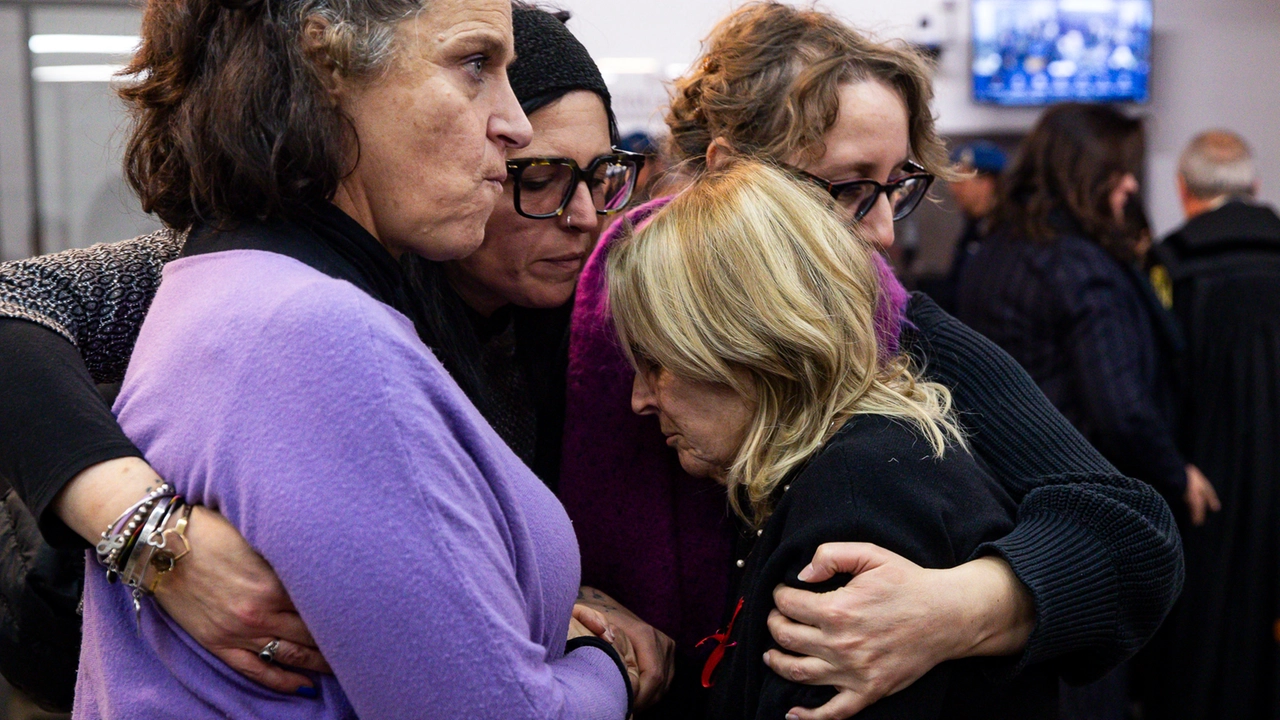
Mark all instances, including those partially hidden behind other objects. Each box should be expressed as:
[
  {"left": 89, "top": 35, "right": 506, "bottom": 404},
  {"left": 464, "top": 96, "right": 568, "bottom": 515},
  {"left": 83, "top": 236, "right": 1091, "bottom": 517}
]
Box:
[
  {"left": 150, "top": 534, "right": 1030, "bottom": 718},
  {"left": 59, "top": 460, "right": 1030, "bottom": 718},
  {"left": 572, "top": 586, "right": 674, "bottom": 711}
]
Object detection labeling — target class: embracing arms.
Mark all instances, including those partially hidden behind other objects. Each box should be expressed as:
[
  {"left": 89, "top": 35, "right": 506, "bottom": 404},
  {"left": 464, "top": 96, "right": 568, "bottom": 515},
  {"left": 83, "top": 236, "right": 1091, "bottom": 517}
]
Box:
[
  {"left": 126, "top": 269, "right": 629, "bottom": 717},
  {"left": 763, "top": 294, "right": 1183, "bottom": 719},
  {"left": 0, "top": 235, "right": 647, "bottom": 702},
  {"left": 747, "top": 418, "right": 1055, "bottom": 720},
  {"left": 0, "top": 235, "right": 326, "bottom": 691},
  {"left": 907, "top": 293, "right": 1182, "bottom": 675},
  {"left": 0, "top": 232, "right": 182, "bottom": 538}
]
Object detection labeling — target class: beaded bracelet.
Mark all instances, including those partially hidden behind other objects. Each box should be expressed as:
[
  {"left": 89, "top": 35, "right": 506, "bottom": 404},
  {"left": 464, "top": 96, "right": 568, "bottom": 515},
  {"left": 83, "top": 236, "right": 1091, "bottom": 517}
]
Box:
[
  {"left": 95, "top": 483, "right": 175, "bottom": 582},
  {"left": 120, "top": 496, "right": 177, "bottom": 589}
]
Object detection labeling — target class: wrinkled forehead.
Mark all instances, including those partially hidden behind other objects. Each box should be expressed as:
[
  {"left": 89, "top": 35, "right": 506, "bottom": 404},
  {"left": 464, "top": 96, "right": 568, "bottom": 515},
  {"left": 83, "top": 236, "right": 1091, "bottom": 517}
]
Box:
[{"left": 411, "top": 0, "right": 513, "bottom": 55}]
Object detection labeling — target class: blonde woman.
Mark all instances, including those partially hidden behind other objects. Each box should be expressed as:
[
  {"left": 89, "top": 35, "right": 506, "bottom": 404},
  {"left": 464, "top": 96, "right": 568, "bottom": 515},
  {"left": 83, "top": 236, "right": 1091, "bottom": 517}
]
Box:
[
  {"left": 562, "top": 3, "right": 1179, "bottom": 717},
  {"left": 607, "top": 161, "right": 1056, "bottom": 719}
]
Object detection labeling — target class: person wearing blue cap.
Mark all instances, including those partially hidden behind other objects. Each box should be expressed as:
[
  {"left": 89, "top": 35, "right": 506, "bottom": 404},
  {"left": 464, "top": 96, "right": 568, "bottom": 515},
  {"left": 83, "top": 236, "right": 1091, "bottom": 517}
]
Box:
[
  {"left": 931, "top": 141, "right": 1006, "bottom": 312},
  {"left": 617, "top": 131, "right": 668, "bottom": 203}
]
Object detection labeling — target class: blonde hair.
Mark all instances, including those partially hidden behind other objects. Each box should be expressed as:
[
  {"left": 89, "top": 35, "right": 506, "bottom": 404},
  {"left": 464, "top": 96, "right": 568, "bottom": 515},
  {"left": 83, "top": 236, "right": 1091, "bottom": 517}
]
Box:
[
  {"left": 608, "top": 161, "right": 963, "bottom": 526},
  {"left": 665, "top": 1, "right": 954, "bottom": 180}
]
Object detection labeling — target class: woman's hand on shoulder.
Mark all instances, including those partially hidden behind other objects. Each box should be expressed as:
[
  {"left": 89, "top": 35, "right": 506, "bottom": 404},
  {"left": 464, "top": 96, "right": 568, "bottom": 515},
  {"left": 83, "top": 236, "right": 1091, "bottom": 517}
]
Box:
[
  {"left": 762, "top": 543, "right": 1034, "bottom": 720},
  {"left": 55, "top": 457, "right": 330, "bottom": 694}
]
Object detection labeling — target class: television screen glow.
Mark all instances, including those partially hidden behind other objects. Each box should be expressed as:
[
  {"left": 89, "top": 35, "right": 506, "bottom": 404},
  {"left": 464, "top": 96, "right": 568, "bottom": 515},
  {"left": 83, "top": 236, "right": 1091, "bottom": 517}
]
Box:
[{"left": 972, "top": 0, "right": 1152, "bottom": 106}]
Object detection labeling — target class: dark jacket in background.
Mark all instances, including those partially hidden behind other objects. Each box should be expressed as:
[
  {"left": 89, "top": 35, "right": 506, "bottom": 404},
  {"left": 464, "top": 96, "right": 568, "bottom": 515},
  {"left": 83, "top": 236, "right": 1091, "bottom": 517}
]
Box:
[
  {"left": 921, "top": 214, "right": 995, "bottom": 315},
  {"left": 0, "top": 483, "right": 81, "bottom": 711},
  {"left": 955, "top": 225, "right": 1186, "bottom": 498},
  {"left": 1143, "top": 200, "right": 1280, "bottom": 720}
]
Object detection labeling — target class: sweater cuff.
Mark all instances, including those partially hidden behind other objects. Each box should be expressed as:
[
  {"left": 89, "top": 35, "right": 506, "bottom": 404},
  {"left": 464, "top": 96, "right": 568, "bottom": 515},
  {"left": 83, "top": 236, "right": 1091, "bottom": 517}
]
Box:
[
  {"left": 566, "top": 636, "right": 634, "bottom": 712},
  {"left": 973, "top": 511, "right": 1118, "bottom": 682}
]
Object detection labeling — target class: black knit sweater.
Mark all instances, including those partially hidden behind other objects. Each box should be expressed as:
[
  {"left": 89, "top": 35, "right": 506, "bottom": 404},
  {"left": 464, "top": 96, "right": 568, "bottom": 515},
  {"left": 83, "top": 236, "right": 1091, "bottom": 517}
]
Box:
[
  {"left": 0, "top": 237, "right": 1183, "bottom": 686},
  {"left": 901, "top": 293, "right": 1182, "bottom": 679},
  {"left": 709, "top": 414, "right": 1058, "bottom": 719}
]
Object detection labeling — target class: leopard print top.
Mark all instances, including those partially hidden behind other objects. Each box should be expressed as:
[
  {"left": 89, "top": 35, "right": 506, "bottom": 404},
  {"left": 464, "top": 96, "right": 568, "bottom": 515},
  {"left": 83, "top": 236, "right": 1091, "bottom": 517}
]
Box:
[{"left": 0, "top": 230, "right": 185, "bottom": 383}]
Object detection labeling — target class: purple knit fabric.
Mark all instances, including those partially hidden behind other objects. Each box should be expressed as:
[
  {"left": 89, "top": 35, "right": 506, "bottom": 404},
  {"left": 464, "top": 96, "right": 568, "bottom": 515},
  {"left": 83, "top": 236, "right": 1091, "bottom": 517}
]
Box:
[
  {"left": 75, "top": 250, "right": 627, "bottom": 719},
  {"left": 560, "top": 196, "right": 909, "bottom": 653}
]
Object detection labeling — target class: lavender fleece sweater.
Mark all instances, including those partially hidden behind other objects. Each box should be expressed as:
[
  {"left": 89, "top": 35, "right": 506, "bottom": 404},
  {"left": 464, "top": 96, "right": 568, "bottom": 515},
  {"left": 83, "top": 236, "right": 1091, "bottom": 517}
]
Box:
[{"left": 75, "top": 249, "right": 626, "bottom": 719}]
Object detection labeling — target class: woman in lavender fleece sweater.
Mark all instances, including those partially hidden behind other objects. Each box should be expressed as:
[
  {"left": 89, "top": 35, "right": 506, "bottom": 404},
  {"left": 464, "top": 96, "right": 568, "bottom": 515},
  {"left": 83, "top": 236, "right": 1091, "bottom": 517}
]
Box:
[
  {"left": 85, "top": 212, "right": 626, "bottom": 719},
  {"left": 71, "top": 0, "right": 628, "bottom": 716}
]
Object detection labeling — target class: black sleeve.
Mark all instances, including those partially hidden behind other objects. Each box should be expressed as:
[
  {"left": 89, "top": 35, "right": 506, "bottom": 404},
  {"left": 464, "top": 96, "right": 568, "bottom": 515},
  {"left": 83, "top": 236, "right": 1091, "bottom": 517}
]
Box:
[
  {"left": 903, "top": 293, "right": 1183, "bottom": 683},
  {"left": 1057, "top": 263, "right": 1187, "bottom": 494},
  {"left": 753, "top": 421, "right": 1015, "bottom": 720},
  {"left": 0, "top": 232, "right": 182, "bottom": 545},
  {"left": 0, "top": 319, "right": 143, "bottom": 547}
]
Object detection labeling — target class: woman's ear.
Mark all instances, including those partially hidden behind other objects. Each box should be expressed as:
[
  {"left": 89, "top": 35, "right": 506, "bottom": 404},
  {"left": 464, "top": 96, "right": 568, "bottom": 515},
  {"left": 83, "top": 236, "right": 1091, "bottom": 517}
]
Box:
[
  {"left": 705, "top": 137, "right": 734, "bottom": 171},
  {"left": 302, "top": 16, "right": 344, "bottom": 100}
]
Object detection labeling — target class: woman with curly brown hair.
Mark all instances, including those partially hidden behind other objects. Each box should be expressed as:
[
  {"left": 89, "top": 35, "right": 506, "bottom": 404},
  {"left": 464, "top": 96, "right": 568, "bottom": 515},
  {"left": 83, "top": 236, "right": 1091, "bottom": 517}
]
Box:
[{"left": 559, "top": 3, "right": 1181, "bottom": 718}]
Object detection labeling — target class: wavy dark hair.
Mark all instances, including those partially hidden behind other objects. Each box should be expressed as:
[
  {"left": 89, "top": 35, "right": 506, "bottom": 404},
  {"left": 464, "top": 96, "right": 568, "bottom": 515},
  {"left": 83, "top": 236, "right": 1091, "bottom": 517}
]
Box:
[
  {"left": 994, "top": 103, "right": 1145, "bottom": 263},
  {"left": 119, "top": 0, "right": 425, "bottom": 230}
]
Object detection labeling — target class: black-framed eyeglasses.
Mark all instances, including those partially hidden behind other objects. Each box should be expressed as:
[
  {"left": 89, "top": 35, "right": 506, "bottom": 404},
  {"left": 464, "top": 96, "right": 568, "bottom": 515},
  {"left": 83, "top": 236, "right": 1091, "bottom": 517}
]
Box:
[
  {"left": 792, "top": 161, "right": 935, "bottom": 222},
  {"left": 506, "top": 150, "right": 646, "bottom": 220}
]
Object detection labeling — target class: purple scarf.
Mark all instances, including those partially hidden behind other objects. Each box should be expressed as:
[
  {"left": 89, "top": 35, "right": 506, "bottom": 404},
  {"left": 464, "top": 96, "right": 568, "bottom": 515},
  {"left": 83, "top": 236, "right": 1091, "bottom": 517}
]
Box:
[{"left": 559, "top": 196, "right": 909, "bottom": 654}]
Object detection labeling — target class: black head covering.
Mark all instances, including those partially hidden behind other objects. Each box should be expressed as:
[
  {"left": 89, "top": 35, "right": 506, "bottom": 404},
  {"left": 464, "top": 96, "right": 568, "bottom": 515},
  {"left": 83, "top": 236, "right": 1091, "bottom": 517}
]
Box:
[{"left": 509, "top": 4, "right": 617, "bottom": 140}]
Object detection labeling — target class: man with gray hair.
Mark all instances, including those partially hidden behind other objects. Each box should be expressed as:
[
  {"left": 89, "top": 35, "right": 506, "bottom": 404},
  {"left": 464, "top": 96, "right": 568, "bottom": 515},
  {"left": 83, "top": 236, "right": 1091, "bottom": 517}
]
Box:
[
  {"left": 1176, "top": 129, "right": 1260, "bottom": 218},
  {"left": 1145, "top": 129, "right": 1280, "bottom": 720}
]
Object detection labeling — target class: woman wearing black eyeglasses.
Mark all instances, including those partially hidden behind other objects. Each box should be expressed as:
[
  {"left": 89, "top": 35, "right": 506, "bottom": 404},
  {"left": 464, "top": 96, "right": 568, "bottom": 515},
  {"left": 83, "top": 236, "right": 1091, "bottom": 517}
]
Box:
[
  {"left": 790, "top": 162, "right": 934, "bottom": 225},
  {"left": 560, "top": 3, "right": 1181, "bottom": 720},
  {"left": 412, "top": 12, "right": 645, "bottom": 485},
  {"left": 0, "top": 5, "right": 668, "bottom": 713}
]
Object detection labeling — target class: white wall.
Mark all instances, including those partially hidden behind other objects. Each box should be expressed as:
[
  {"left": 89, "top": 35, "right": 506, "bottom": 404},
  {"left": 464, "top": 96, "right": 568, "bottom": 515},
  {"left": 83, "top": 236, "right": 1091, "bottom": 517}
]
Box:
[
  {"left": 559, "top": 0, "right": 1280, "bottom": 236},
  {"left": 0, "top": 7, "right": 32, "bottom": 261}
]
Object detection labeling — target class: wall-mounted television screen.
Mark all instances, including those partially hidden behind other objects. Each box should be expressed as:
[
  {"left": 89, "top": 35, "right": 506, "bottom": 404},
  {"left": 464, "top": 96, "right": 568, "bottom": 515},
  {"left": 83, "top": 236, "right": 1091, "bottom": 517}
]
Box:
[{"left": 972, "top": 0, "right": 1152, "bottom": 106}]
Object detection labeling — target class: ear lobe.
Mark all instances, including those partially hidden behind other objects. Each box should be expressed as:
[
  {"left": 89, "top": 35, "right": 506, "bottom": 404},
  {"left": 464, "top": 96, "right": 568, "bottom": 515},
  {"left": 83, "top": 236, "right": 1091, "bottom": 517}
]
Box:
[{"left": 705, "top": 137, "right": 733, "bottom": 170}]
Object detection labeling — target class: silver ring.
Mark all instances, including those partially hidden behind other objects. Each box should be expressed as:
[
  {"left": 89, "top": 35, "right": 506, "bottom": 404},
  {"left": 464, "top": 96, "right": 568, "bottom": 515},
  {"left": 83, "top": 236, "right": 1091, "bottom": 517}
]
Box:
[
  {"left": 566, "top": 214, "right": 573, "bottom": 226},
  {"left": 258, "top": 639, "right": 281, "bottom": 663}
]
